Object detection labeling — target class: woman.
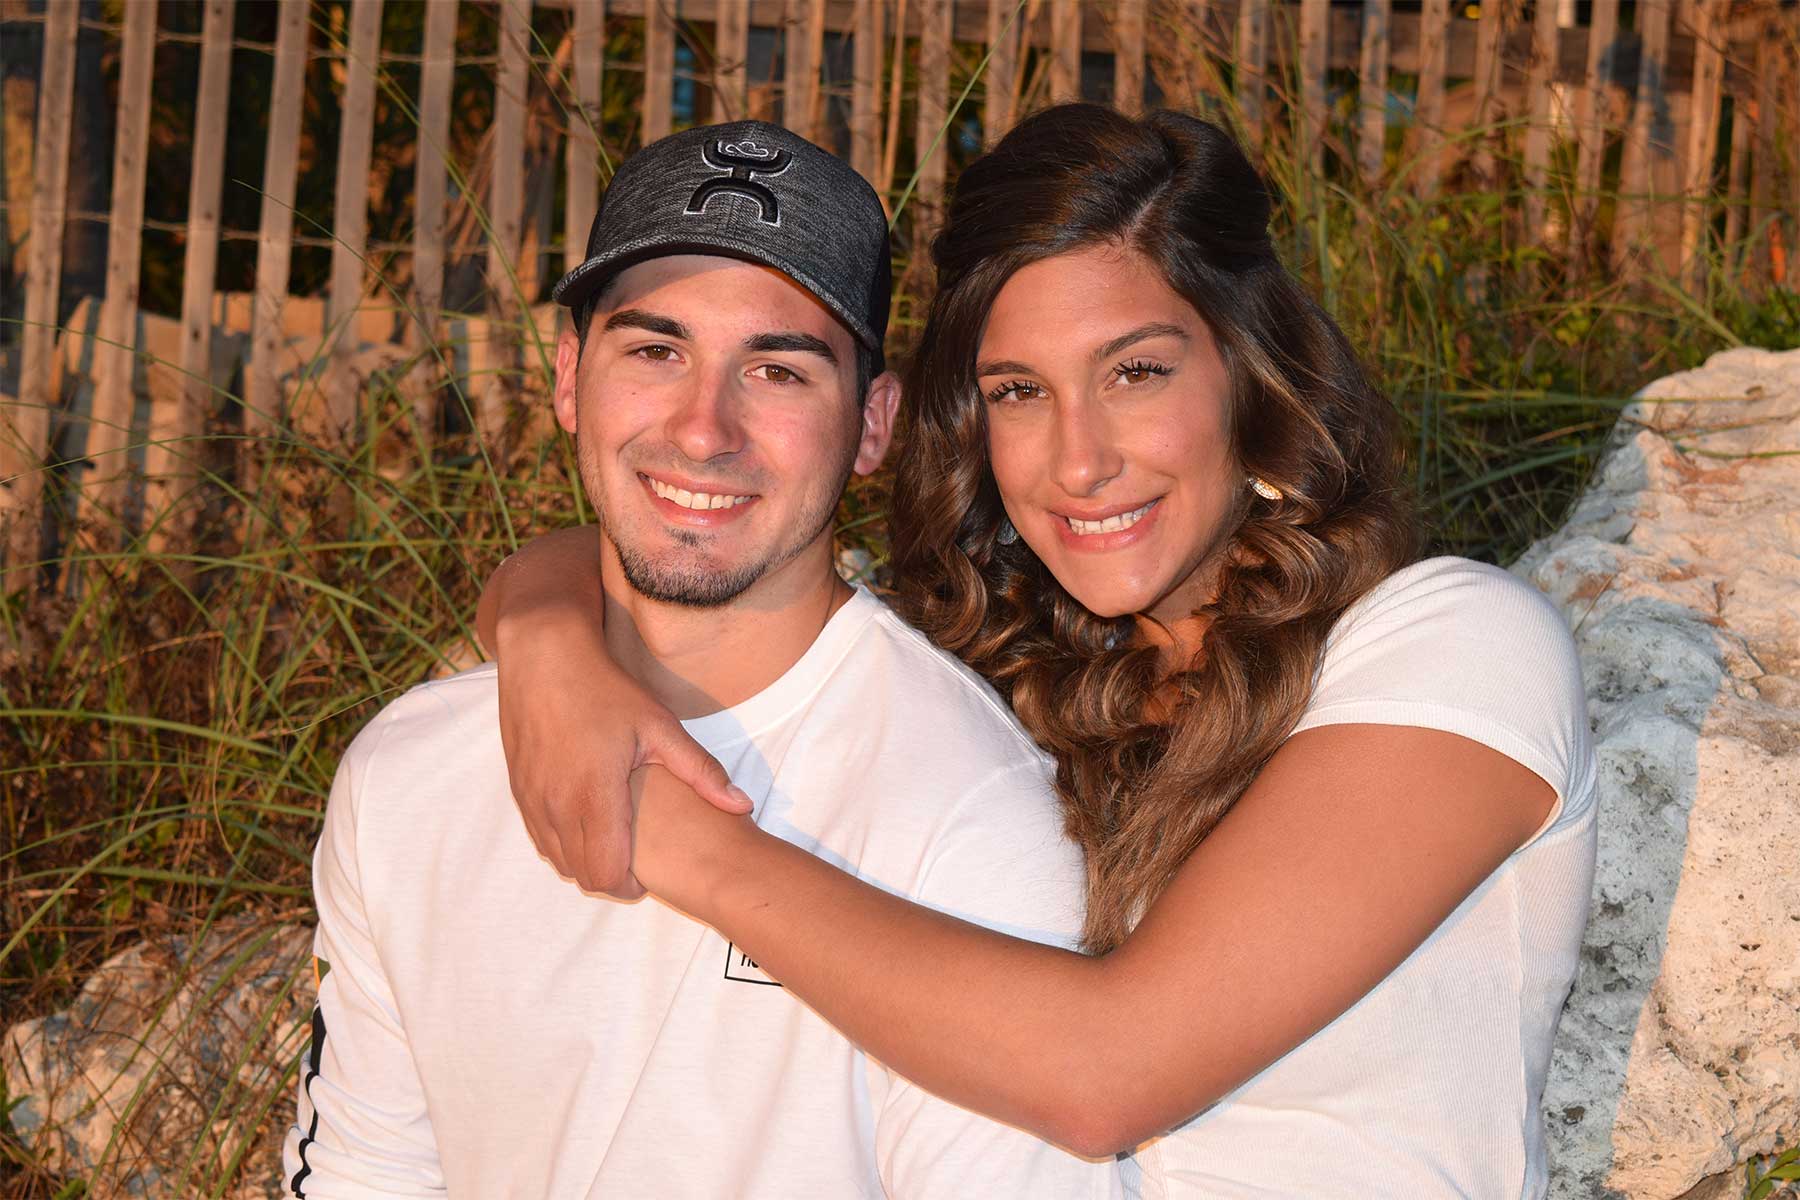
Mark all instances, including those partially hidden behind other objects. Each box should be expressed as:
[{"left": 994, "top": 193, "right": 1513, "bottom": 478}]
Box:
[{"left": 480, "top": 105, "right": 1596, "bottom": 1195}]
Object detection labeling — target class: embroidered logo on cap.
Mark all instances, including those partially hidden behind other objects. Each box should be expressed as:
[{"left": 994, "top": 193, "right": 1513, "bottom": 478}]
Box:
[{"left": 686, "top": 139, "right": 793, "bottom": 226}]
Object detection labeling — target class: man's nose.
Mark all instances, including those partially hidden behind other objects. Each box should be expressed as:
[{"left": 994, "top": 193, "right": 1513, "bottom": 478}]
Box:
[
  {"left": 664, "top": 370, "right": 747, "bottom": 463},
  {"left": 1050, "top": 398, "right": 1125, "bottom": 498}
]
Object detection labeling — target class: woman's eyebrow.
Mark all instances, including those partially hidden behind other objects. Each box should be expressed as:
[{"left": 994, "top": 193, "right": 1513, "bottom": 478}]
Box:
[
  {"left": 743, "top": 331, "right": 838, "bottom": 363},
  {"left": 976, "top": 323, "right": 1191, "bottom": 377},
  {"left": 1091, "top": 322, "right": 1190, "bottom": 362},
  {"left": 975, "top": 358, "right": 1034, "bottom": 377}
]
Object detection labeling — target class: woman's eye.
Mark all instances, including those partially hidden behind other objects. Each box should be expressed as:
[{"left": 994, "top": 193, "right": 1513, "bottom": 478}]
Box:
[
  {"left": 985, "top": 380, "right": 1043, "bottom": 404},
  {"left": 1115, "top": 360, "right": 1170, "bottom": 386}
]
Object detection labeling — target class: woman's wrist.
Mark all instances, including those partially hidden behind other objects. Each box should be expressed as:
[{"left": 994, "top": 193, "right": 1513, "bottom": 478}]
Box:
[{"left": 634, "top": 768, "right": 763, "bottom": 916}]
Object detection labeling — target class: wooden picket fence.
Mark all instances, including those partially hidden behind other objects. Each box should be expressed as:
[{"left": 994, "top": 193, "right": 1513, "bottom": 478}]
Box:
[{"left": 0, "top": 0, "right": 1796, "bottom": 575}]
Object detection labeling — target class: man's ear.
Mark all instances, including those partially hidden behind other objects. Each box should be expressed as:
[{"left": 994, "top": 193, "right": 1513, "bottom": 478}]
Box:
[
  {"left": 552, "top": 326, "right": 582, "bottom": 435},
  {"left": 852, "top": 370, "right": 901, "bottom": 475}
]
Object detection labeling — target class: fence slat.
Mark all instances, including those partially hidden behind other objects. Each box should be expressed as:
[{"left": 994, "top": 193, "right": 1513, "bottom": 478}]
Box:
[
  {"left": 1520, "top": 0, "right": 1559, "bottom": 238},
  {"left": 320, "top": 0, "right": 384, "bottom": 444},
  {"left": 1298, "top": 0, "right": 1329, "bottom": 173},
  {"left": 80, "top": 0, "right": 157, "bottom": 532},
  {"left": 1788, "top": 9, "right": 1799, "bottom": 289},
  {"left": 1356, "top": 0, "right": 1390, "bottom": 184},
  {"left": 1051, "top": 0, "right": 1082, "bottom": 103},
  {"left": 1412, "top": 0, "right": 1449, "bottom": 196},
  {"left": 1570, "top": 0, "right": 1619, "bottom": 267},
  {"left": 852, "top": 0, "right": 885, "bottom": 178},
  {"left": 484, "top": 0, "right": 530, "bottom": 444},
  {"left": 150, "top": 0, "right": 235, "bottom": 536},
  {"left": 1236, "top": 0, "right": 1269, "bottom": 151},
  {"left": 714, "top": 0, "right": 749, "bottom": 118},
  {"left": 1114, "top": 0, "right": 1146, "bottom": 115},
  {"left": 645, "top": 0, "right": 676, "bottom": 141},
  {"left": 878, "top": 0, "right": 907, "bottom": 196},
  {"left": 784, "top": 0, "right": 826, "bottom": 138},
  {"left": 912, "top": 0, "right": 952, "bottom": 238},
  {"left": 4, "top": 0, "right": 78, "bottom": 567},
  {"left": 417, "top": 0, "right": 456, "bottom": 324},
  {"left": 983, "top": 0, "right": 1020, "bottom": 140},
  {"left": 1148, "top": 0, "right": 1212, "bottom": 110},
  {"left": 246, "top": 0, "right": 308, "bottom": 445},
  {"left": 1469, "top": 0, "right": 1508, "bottom": 184},
  {"left": 567, "top": 0, "right": 605, "bottom": 271},
  {"left": 1748, "top": 8, "right": 1778, "bottom": 282},
  {"left": 1679, "top": 0, "right": 1726, "bottom": 280},
  {"left": 1615, "top": 0, "right": 1674, "bottom": 272}
]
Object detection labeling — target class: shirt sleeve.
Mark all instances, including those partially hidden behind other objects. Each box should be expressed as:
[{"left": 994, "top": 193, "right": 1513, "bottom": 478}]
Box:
[
  {"left": 864, "top": 763, "right": 1126, "bottom": 1200},
  {"left": 1291, "top": 557, "right": 1597, "bottom": 840},
  {"left": 281, "top": 725, "right": 447, "bottom": 1198}
]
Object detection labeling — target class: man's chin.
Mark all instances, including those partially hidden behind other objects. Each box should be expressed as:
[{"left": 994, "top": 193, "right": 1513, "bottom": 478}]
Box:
[{"left": 617, "top": 550, "right": 766, "bottom": 609}]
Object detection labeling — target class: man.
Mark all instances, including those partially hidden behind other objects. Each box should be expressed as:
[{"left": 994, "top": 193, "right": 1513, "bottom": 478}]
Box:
[{"left": 282, "top": 120, "right": 1121, "bottom": 1198}]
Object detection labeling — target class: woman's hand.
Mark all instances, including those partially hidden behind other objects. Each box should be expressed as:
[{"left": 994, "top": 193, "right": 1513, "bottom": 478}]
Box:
[
  {"left": 479, "top": 529, "right": 752, "bottom": 896},
  {"left": 630, "top": 765, "right": 760, "bottom": 911}
]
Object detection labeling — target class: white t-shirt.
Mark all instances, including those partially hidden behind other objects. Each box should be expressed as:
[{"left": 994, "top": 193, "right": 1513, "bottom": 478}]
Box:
[
  {"left": 1128, "top": 557, "right": 1599, "bottom": 1199},
  {"left": 282, "top": 588, "right": 1123, "bottom": 1199}
]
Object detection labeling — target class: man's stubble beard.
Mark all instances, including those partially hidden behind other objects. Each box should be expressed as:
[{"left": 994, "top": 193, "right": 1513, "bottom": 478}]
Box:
[{"left": 577, "top": 429, "right": 857, "bottom": 609}]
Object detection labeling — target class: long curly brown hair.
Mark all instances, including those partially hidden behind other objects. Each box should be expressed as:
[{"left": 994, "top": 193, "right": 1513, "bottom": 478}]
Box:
[{"left": 890, "top": 105, "right": 1418, "bottom": 952}]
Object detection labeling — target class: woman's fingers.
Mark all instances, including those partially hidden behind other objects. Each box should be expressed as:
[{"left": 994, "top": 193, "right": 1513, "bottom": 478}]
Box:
[{"left": 644, "top": 719, "right": 752, "bottom": 814}]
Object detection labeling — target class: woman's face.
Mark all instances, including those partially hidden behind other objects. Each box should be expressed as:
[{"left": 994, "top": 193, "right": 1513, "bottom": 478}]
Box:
[{"left": 978, "top": 243, "right": 1240, "bottom": 624}]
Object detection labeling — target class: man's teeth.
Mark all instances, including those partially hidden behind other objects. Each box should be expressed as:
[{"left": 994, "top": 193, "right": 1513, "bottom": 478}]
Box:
[
  {"left": 1066, "top": 501, "right": 1155, "bottom": 536},
  {"left": 648, "top": 478, "right": 754, "bottom": 510}
]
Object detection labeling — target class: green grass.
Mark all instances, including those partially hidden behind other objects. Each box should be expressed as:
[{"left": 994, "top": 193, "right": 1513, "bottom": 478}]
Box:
[{"left": 4, "top": 5, "right": 1799, "bottom": 1193}]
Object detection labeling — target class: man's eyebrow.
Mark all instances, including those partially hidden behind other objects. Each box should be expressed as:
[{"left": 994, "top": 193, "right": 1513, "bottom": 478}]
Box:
[
  {"left": 743, "top": 331, "right": 838, "bottom": 364},
  {"left": 603, "top": 309, "right": 691, "bottom": 340},
  {"left": 1092, "top": 322, "right": 1190, "bottom": 362}
]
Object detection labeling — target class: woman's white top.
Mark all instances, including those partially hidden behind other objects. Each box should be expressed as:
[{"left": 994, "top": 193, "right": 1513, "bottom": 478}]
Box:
[{"left": 1128, "top": 557, "right": 1598, "bottom": 1199}]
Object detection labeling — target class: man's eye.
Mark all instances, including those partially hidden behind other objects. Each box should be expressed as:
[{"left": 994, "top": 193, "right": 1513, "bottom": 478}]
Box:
[
  {"left": 634, "top": 344, "right": 676, "bottom": 361},
  {"left": 755, "top": 364, "right": 801, "bottom": 384}
]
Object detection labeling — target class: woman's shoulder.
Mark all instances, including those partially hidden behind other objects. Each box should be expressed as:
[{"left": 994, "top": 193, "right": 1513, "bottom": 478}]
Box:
[
  {"left": 1298, "top": 556, "right": 1595, "bottom": 812},
  {"left": 1332, "top": 555, "right": 1562, "bottom": 635}
]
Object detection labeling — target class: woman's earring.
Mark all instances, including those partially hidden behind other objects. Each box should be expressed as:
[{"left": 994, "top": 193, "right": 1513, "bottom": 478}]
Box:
[
  {"left": 1249, "top": 476, "right": 1283, "bottom": 501},
  {"left": 996, "top": 517, "right": 1019, "bottom": 545}
]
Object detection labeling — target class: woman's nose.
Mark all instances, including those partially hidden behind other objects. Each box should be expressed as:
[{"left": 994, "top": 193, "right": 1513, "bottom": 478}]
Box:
[{"left": 1050, "top": 399, "right": 1125, "bottom": 497}]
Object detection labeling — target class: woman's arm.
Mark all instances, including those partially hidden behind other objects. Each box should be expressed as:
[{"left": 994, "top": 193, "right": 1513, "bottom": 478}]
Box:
[
  {"left": 477, "top": 527, "right": 748, "bottom": 895},
  {"left": 635, "top": 722, "right": 1554, "bottom": 1156}
]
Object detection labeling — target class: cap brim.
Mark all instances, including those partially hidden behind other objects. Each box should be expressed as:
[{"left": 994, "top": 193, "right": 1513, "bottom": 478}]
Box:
[{"left": 551, "top": 234, "right": 884, "bottom": 362}]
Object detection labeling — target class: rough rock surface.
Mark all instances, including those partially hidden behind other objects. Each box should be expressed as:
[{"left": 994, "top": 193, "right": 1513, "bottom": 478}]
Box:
[
  {"left": 3, "top": 917, "right": 314, "bottom": 1199},
  {"left": 1518, "top": 346, "right": 1800, "bottom": 1197}
]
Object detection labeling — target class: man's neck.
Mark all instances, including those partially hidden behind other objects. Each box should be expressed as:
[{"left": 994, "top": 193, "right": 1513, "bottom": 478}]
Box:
[{"left": 600, "top": 541, "right": 853, "bottom": 720}]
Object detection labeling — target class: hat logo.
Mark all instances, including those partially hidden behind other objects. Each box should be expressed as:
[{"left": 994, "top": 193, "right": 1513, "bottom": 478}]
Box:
[{"left": 686, "top": 139, "right": 794, "bottom": 227}]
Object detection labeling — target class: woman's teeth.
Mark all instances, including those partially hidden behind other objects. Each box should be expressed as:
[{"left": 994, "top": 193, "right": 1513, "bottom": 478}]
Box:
[
  {"left": 1066, "top": 500, "right": 1156, "bottom": 536},
  {"left": 648, "top": 478, "right": 753, "bottom": 510}
]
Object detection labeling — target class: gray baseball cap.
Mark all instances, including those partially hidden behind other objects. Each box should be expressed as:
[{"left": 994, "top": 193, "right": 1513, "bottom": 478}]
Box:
[{"left": 553, "top": 120, "right": 891, "bottom": 374}]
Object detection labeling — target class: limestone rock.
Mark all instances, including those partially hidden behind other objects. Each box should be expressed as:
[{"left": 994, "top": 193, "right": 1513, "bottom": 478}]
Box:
[
  {"left": 3, "top": 916, "right": 314, "bottom": 1199},
  {"left": 1517, "top": 347, "right": 1800, "bottom": 1198}
]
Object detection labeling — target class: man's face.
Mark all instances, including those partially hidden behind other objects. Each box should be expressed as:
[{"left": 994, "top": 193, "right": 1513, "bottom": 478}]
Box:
[{"left": 552, "top": 255, "right": 894, "bottom": 608}]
